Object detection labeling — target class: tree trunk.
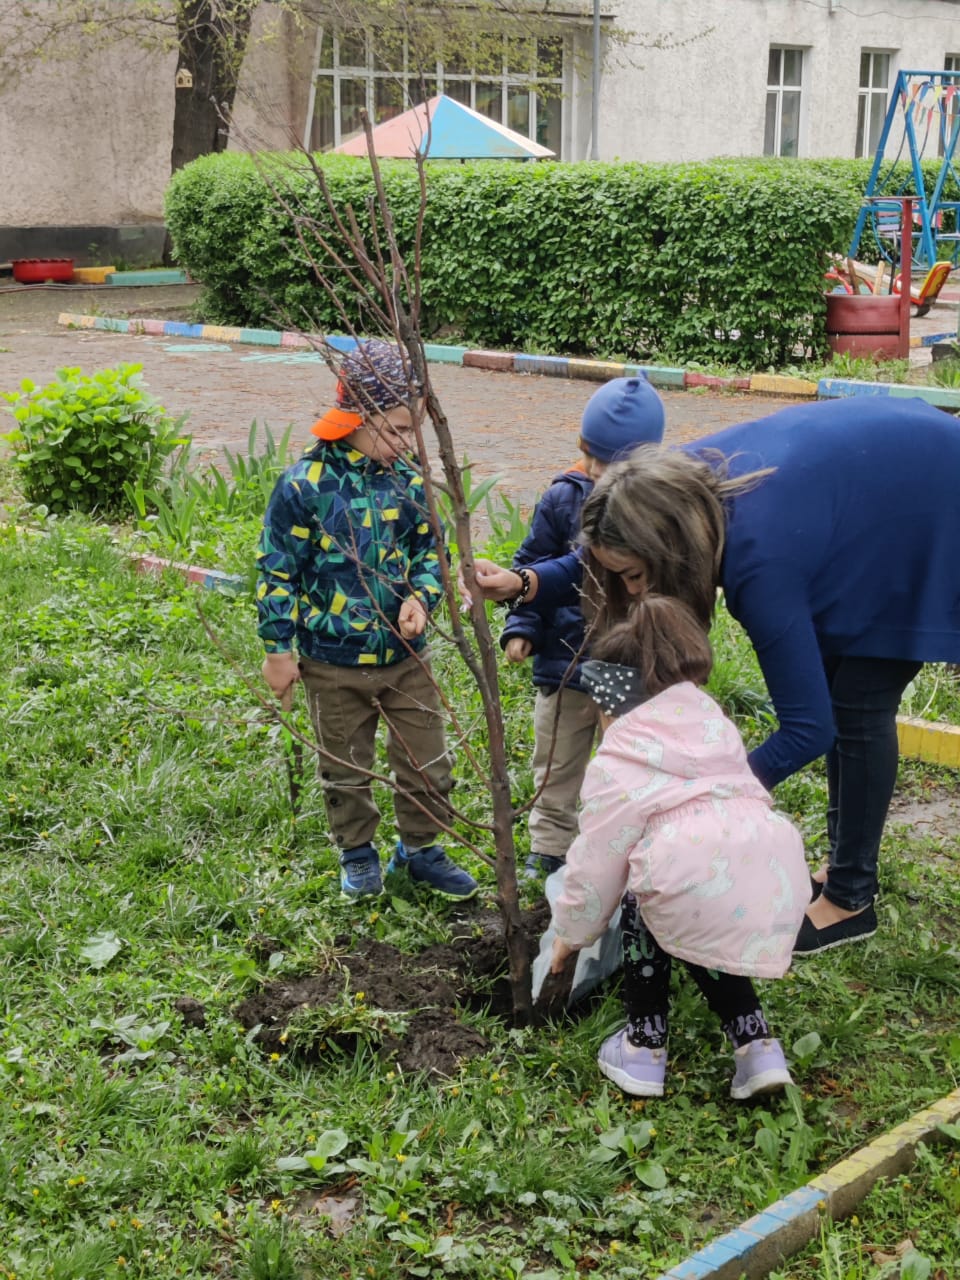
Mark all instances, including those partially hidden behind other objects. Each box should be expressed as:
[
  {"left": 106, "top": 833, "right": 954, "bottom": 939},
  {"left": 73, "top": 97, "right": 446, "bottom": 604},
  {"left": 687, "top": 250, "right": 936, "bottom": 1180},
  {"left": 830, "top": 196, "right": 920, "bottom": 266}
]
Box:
[
  {"left": 171, "top": 1, "right": 256, "bottom": 173},
  {"left": 165, "top": 0, "right": 256, "bottom": 260}
]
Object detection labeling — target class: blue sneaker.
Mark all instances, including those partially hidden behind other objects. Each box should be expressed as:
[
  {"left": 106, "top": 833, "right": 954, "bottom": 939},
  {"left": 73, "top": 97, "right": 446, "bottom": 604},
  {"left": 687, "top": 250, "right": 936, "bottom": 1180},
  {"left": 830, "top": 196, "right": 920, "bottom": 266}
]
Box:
[
  {"left": 387, "top": 842, "right": 479, "bottom": 900},
  {"left": 339, "top": 843, "right": 383, "bottom": 900}
]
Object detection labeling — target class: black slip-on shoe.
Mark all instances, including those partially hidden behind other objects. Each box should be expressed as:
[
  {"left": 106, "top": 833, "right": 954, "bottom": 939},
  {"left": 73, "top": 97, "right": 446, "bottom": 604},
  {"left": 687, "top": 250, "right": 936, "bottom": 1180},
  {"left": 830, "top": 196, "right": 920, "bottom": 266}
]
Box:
[{"left": 793, "top": 903, "right": 878, "bottom": 956}]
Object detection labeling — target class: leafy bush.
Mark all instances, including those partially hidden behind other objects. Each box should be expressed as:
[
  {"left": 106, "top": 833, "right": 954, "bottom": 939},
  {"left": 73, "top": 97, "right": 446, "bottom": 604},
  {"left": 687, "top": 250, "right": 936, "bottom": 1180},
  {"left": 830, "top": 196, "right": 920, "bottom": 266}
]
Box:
[
  {"left": 1, "top": 363, "right": 188, "bottom": 516},
  {"left": 166, "top": 150, "right": 960, "bottom": 369},
  {"left": 167, "top": 153, "right": 863, "bottom": 367}
]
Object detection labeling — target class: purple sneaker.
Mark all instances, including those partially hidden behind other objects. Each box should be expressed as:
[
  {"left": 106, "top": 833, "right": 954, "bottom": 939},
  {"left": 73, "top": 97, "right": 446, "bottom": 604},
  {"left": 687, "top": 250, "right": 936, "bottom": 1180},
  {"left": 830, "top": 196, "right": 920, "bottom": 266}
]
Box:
[
  {"left": 730, "top": 1038, "right": 793, "bottom": 1101},
  {"left": 597, "top": 1029, "right": 666, "bottom": 1098}
]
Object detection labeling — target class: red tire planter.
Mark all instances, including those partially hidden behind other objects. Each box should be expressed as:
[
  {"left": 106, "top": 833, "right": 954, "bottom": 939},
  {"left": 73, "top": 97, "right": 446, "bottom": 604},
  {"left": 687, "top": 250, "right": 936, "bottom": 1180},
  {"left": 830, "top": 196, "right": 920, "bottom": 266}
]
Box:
[
  {"left": 825, "top": 293, "right": 901, "bottom": 334},
  {"left": 12, "top": 258, "right": 75, "bottom": 284},
  {"left": 825, "top": 292, "right": 905, "bottom": 359}
]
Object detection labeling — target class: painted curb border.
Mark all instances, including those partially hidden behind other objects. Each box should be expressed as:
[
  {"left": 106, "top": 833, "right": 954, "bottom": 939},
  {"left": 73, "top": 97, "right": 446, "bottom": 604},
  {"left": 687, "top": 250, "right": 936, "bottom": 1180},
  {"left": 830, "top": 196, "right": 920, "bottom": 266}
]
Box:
[
  {"left": 897, "top": 714, "right": 960, "bottom": 767},
  {"left": 58, "top": 312, "right": 960, "bottom": 407},
  {"left": 656, "top": 1086, "right": 960, "bottom": 1280},
  {"left": 133, "top": 553, "right": 244, "bottom": 594}
]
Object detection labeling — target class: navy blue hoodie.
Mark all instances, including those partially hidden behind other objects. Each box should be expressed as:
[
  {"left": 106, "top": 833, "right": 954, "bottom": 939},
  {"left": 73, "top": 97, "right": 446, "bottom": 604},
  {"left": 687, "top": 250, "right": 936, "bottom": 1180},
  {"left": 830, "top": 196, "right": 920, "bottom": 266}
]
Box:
[{"left": 500, "top": 466, "right": 592, "bottom": 691}]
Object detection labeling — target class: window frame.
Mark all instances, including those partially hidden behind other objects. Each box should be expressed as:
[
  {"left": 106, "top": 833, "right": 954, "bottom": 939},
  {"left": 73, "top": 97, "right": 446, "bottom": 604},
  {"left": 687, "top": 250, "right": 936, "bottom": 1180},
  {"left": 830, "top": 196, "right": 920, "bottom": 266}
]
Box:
[
  {"left": 305, "top": 27, "right": 565, "bottom": 156},
  {"left": 764, "top": 45, "right": 804, "bottom": 157},
  {"left": 939, "top": 55, "right": 960, "bottom": 157},
  {"left": 856, "top": 49, "right": 893, "bottom": 159}
]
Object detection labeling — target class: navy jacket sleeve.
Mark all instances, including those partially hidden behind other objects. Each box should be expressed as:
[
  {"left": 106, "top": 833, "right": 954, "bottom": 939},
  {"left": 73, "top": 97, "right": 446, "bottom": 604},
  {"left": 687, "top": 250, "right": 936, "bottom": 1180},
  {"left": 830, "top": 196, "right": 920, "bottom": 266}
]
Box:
[
  {"left": 501, "top": 480, "right": 582, "bottom": 651},
  {"left": 528, "top": 549, "right": 583, "bottom": 611},
  {"left": 728, "top": 564, "right": 837, "bottom": 788}
]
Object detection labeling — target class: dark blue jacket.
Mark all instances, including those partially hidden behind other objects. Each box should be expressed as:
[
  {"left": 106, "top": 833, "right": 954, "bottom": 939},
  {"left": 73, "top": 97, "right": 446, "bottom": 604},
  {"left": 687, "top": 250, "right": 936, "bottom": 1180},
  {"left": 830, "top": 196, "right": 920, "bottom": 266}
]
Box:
[
  {"left": 530, "top": 397, "right": 960, "bottom": 789},
  {"left": 500, "top": 466, "right": 593, "bottom": 690}
]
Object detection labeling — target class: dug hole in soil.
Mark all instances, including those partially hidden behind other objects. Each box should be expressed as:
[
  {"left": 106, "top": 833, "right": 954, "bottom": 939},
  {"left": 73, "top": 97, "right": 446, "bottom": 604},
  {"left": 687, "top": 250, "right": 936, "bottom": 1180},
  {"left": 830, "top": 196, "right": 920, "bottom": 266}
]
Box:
[{"left": 231, "top": 900, "right": 554, "bottom": 1077}]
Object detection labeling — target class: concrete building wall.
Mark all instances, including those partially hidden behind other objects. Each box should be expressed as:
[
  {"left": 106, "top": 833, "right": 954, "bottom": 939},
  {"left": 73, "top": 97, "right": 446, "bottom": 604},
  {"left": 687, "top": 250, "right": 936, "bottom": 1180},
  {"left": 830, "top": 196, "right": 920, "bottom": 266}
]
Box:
[
  {"left": 3, "top": 0, "right": 960, "bottom": 253},
  {"left": 596, "top": 0, "right": 960, "bottom": 162},
  {"left": 0, "top": 35, "right": 174, "bottom": 230}
]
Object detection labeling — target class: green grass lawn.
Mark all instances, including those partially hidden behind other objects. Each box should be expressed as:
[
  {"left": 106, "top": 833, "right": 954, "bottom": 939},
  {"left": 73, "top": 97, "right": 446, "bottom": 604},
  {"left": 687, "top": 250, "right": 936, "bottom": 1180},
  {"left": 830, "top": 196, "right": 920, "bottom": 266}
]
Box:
[{"left": 2, "top": 502, "right": 960, "bottom": 1280}]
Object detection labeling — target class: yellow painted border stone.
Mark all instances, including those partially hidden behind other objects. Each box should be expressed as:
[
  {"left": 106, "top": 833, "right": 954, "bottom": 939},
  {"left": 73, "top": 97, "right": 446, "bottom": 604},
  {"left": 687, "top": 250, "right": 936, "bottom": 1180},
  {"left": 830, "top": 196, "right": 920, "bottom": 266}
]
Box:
[
  {"left": 658, "top": 1087, "right": 960, "bottom": 1279},
  {"left": 897, "top": 715, "right": 960, "bottom": 768},
  {"left": 567, "top": 358, "right": 628, "bottom": 381},
  {"left": 806, "top": 1086, "right": 960, "bottom": 1222},
  {"left": 748, "top": 373, "right": 819, "bottom": 396},
  {"left": 59, "top": 311, "right": 96, "bottom": 328}
]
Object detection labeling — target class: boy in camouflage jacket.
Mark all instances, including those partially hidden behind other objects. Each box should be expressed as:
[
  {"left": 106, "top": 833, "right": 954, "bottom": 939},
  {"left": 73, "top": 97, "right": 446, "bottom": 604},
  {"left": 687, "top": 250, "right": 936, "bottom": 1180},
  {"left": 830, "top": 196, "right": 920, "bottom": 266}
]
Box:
[{"left": 257, "top": 339, "right": 477, "bottom": 901}]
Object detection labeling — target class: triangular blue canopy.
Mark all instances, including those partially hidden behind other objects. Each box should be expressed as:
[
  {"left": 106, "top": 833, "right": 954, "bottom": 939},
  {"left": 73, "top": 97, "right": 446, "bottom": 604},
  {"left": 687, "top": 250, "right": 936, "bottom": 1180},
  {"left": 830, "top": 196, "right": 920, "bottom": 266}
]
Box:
[{"left": 333, "top": 93, "right": 555, "bottom": 160}]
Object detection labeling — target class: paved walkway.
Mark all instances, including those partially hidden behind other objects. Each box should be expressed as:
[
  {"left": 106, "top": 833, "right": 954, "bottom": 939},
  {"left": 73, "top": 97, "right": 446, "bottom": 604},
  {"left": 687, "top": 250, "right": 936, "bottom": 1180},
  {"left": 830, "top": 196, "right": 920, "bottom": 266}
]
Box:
[
  {"left": 1, "top": 282, "right": 957, "bottom": 508},
  {"left": 0, "top": 285, "right": 801, "bottom": 508}
]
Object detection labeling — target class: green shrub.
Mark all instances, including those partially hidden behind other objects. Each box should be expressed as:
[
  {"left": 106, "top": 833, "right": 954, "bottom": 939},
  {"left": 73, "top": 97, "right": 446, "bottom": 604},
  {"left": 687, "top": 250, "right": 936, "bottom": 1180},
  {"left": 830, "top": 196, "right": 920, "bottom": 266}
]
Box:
[
  {"left": 165, "top": 151, "right": 960, "bottom": 370},
  {"left": 166, "top": 153, "right": 857, "bottom": 367},
  {"left": 1, "top": 363, "right": 188, "bottom": 516}
]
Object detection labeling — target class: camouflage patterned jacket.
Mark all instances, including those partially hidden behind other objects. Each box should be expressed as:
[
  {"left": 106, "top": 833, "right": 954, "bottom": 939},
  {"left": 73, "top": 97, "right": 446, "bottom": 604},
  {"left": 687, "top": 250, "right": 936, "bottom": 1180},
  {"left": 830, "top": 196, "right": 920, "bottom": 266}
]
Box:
[{"left": 256, "top": 440, "right": 444, "bottom": 667}]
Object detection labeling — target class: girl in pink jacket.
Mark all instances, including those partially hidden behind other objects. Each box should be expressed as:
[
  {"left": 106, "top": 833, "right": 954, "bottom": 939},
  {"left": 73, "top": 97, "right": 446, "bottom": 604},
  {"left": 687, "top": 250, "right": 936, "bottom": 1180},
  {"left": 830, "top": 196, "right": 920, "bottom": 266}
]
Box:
[{"left": 550, "top": 596, "right": 810, "bottom": 1101}]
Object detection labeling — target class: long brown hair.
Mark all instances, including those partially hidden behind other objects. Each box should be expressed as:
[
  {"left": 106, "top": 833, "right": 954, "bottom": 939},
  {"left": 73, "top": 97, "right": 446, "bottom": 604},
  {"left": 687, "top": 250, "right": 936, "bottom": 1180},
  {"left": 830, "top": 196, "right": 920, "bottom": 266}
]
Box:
[
  {"left": 579, "top": 446, "right": 772, "bottom": 630},
  {"left": 591, "top": 595, "right": 713, "bottom": 697}
]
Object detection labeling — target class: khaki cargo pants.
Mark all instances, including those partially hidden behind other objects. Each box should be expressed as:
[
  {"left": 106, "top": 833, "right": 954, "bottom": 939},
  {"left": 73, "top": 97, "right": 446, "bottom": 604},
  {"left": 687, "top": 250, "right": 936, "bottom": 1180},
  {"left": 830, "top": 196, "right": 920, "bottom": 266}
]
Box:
[{"left": 299, "top": 651, "right": 454, "bottom": 853}]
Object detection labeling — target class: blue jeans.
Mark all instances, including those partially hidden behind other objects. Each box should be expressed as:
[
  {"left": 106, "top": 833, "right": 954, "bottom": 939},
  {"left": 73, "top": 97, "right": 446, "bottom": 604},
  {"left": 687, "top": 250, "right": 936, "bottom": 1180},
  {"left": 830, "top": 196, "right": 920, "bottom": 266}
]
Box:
[{"left": 822, "top": 655, "right": 922, "bottom": 912}]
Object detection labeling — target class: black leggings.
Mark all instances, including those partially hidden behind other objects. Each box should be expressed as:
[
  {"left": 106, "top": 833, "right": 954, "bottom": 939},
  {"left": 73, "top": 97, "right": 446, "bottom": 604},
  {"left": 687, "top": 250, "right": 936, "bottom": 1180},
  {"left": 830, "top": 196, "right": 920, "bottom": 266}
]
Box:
[
  {"left": 621, "top": 895, "right": 769, "bottom": 1050},
  {"left": 821, "top": 655, "right": 922, "bottom": 912}
]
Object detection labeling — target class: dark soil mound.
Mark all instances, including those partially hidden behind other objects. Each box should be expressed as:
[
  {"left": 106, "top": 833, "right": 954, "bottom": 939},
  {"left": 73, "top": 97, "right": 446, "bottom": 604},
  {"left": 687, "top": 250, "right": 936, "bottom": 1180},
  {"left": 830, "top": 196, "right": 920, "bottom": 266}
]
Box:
[{"left": 233, "top": 902, "right": 551, "bottom": 1077}]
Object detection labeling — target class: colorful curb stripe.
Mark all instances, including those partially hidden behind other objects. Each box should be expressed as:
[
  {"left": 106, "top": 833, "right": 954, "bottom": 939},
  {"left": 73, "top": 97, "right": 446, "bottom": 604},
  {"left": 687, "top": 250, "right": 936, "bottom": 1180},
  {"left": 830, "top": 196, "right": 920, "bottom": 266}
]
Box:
[
  {"left": 133, "top": 554, "right": 245, "bottom": 594},
  {"left": 897, "top": 714, "right": 960, "bottom": 767},
  {"left": 56, "top": 313, "right": 960, "bottom": 406},
  {"left": 656, "top": 1086, "right": 960, "bottom": 1280}
]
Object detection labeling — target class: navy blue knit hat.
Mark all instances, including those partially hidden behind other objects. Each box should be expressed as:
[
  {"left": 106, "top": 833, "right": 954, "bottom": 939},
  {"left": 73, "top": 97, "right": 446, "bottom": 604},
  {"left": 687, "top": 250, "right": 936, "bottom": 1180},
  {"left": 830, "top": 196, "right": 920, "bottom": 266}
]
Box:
[{"left": 578, "top": 376, "right": 665, "bottom": 463}]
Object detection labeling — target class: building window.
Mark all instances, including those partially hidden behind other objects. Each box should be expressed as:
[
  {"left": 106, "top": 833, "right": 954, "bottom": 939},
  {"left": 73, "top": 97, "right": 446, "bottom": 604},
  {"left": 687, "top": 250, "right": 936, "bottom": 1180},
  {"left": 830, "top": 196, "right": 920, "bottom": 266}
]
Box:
[
  {"left": 764, "top": 47, "right": 803, "bottom": 156},
  {"left": 939, "top": 56, "right": 960, "bottom": 156},
  {"left": 856, "top": 50, "right": 891, "bottom": 158},
  {"left": 308, "top": 30, "right": 564, "bottom": 156}
]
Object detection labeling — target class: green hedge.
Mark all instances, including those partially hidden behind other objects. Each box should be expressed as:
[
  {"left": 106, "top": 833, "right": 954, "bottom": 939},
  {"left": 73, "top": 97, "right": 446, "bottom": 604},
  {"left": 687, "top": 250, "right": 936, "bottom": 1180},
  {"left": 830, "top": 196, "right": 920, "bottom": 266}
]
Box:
[{"left": 164, "top": 152, "right": 953, "bottom": 368}]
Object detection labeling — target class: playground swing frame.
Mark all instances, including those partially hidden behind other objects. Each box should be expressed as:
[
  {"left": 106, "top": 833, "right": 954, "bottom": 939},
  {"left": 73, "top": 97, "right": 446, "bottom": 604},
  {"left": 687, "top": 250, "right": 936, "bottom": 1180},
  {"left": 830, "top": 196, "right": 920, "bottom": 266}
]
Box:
[{"left": 848, "top": 69, "right": 960, "bottom": 271}]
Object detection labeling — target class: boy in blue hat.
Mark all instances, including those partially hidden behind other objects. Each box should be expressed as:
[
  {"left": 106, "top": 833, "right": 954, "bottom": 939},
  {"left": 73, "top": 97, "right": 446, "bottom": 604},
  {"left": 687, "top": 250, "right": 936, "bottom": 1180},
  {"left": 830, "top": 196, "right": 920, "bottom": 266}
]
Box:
[
  {"left": 257, "top": 338, "right": 478, "bottom": 902},
  {"left": 501, "top": 376, "right": 665, "bottom": 879}
]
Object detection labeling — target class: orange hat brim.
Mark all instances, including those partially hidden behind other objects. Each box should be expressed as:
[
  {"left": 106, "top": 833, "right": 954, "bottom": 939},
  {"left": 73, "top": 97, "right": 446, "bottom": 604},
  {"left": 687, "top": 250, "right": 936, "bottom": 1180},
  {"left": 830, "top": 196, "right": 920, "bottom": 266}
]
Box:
[{"left": 311, "top": 406, "right": 363, "bottom": 440}]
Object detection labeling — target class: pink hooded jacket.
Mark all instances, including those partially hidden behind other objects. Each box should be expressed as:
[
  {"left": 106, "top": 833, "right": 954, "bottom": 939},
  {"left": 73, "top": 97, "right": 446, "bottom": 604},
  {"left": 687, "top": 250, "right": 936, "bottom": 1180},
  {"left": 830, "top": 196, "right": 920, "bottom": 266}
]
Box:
[{"left": 552, "top": 682, "right": 810, "bottom": 978}]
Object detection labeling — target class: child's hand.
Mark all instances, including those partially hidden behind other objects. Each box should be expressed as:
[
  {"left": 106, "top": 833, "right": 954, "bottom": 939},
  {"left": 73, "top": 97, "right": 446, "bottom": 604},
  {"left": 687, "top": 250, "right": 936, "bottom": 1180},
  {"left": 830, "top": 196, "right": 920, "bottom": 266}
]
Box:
[
  {"left": 550, "top": 937, "right": 576, "bottom": 974},
  {"left": 398, "top": 596, "right": 428, "bottom": 638},
  {"left": 262, "top": 652, "right": 301, "bottom": 699},
  {"left": 504, "top": 637, "right": 533, "bottom": 662}
]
